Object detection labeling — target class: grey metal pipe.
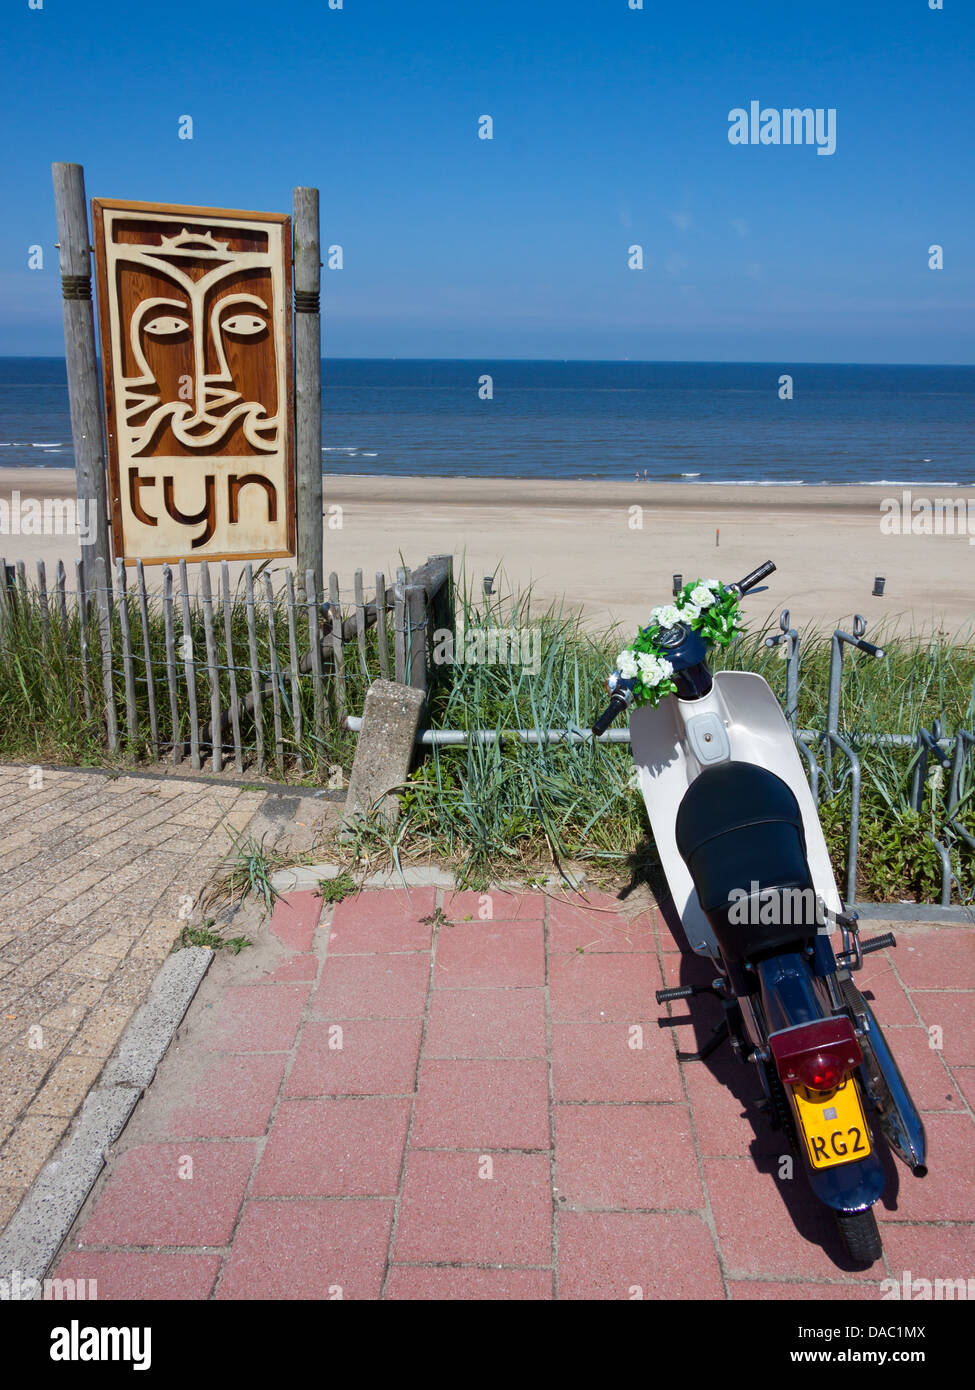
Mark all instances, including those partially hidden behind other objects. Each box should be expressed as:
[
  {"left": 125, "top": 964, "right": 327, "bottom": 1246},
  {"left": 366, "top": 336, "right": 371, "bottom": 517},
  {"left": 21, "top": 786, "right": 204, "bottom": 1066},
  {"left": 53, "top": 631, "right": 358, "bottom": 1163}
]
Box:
[
  {"left": 824, "top": 730, "right": 861, "bottom": 906},
  {"left": 927, "top": 834, "right": 954, "bottom": 908},
  {"left": 341, "top": 717, "right": 632, "bottom": 744},
  {"left": 342, "top": 715, "right": 948, "bottom": 751},
  {"left": 765, "top": 609, "right": 799, "bottom": 733},
  {"left": 796, "top": 736, "right": 820, "bottom": 802}
]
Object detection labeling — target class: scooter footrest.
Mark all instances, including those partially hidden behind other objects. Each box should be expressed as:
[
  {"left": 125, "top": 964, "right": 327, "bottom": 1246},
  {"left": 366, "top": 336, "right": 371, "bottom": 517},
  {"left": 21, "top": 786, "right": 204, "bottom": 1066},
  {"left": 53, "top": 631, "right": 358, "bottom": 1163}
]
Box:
[
  {"left": 656, "top": 984, "right": 702, "bottom": 1003},
  {"left": 860, "top": 932, "right": 896, "bottom": 955}
]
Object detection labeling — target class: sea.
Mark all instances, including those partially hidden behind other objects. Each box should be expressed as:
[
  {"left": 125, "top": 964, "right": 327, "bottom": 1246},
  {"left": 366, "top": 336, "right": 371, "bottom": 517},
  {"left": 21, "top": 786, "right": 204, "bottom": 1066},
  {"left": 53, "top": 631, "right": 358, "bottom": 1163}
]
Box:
[{"left": 1, "top": 357, "right": 972, "bottom": 486}]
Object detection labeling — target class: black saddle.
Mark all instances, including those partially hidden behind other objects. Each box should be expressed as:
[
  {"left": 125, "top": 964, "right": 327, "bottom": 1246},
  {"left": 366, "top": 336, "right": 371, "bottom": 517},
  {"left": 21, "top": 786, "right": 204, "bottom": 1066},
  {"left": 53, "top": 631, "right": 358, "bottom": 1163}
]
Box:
[{"left": 675, "top": 761, "right": 819, "bottom": 960}]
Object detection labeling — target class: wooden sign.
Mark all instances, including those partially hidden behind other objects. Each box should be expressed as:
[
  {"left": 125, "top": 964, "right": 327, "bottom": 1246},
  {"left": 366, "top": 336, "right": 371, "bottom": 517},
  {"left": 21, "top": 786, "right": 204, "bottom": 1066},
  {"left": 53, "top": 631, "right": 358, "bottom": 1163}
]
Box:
[{"left": 92, "top": 199, "right": 295, "bottom": 563}]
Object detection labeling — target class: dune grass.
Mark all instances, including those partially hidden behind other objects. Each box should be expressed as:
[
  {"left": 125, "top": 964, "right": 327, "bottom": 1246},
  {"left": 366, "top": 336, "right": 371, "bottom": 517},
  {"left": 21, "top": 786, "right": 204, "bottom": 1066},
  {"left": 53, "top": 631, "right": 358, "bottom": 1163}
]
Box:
[
  {"left": 348, "top": 581, "right": 975, "bottom": 900},
  {"left": 2, "top": 568, "right": 974, "bottom": 903}
]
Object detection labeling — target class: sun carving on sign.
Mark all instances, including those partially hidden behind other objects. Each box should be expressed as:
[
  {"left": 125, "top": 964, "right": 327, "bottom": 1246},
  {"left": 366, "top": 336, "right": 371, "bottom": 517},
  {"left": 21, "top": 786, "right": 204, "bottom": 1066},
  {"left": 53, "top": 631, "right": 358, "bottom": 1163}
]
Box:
[{"left": 115, "top": 227, "right": 281, "bottom": 456}]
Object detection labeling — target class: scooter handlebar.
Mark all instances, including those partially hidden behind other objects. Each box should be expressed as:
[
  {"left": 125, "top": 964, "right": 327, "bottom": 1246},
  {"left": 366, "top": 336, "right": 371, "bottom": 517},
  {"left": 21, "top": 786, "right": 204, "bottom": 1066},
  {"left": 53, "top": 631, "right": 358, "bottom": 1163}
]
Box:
[
  {"left": 591, "top": 692, "right": 629, "bottom": 737},
  {"left": 732, "top": 560, "right": 776, "bottom": 595}
]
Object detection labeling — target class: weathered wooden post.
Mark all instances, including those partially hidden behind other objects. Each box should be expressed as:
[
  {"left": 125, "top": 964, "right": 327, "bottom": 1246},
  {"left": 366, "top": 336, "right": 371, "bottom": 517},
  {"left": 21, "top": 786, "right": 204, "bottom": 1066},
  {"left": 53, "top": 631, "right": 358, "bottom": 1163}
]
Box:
[
  {"left": 293, "top": 187, "right": 323, "bottom": 599},
  {"left": 404, "top": 584, "right": 428, "bottom": 694},
  {"left": 51, "top": 163, "right": 112, "bottom": 587},
  {"left": 428, "top": 553, "right": 455, "bottom": 645}
]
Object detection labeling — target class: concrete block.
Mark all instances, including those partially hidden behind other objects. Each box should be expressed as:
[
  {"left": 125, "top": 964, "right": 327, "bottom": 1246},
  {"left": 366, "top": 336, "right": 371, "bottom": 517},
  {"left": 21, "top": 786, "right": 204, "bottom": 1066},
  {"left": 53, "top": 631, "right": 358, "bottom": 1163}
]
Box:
[{"left": 343, "top": 680, "right": 425, "bottom": 831}]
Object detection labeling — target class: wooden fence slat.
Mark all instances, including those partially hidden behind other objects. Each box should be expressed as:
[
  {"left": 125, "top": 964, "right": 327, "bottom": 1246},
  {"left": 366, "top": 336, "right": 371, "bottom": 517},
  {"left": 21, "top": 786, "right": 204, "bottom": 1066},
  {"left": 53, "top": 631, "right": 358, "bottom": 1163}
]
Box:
[
  {"left": 221, "top": 561, "right": 244, "bottom": 773},
  {"left": 75, "top": 558, "right": 92, "bottom": 721},
  {"left": 244, "top": 563, "right": 265, "bottom": 775},
  {"left": 178, "top": 558, "right": 201, "bottom": 771},
  {"left": 393, "top": 581, "right": 406, "bottom": 683},
  {"left": 285, "top": 570, "right": 305, "bottom": 773},
  {"left": 305, "top": 568, "right": 325, "bottom": 754},
  {"left": 404, "top": 583, "right": 428, "bottom": 693},
  {"left": 354, "top": 569, "right": 368, "bottom": 678},
  {"left": 263, "top": 573, "right": 285, "bottom": 770},
  {"left": 54, "top": 561, "right": 74, "bottom": 716},
  {"left": 0, "top": 558, "right": 9, "bottom": 643},
  {"left": 115, "top": 560, "right": 139, "bottom": 754},
  {"left": 162, "top": 565, "right": 181, "bottom": 763},
  {"left": 55, "top": 560, "right": 69, "bottom": 638},
  {"left": 135, "top": 560, "right": 159, "bottom": 761},
  {"left": 36, "top": 560, "right": 51, "bottom": 648},
  {"left": 429, "top": 552, "right": 455, "bottom": 645},
  {"left": 328, "top": 571, "right": 347, "bottom": 721},
  {"left": 16, "top": 561, "right": 28, "bottom": 610},
  {"left": 199, "top": 562, "right": 222, "bottom": 773},
  {"left": 93, "top": 555, "right": 119, "bottom": 752},
  {"left": 375, "top": 571, "right": 390, "bottom": 679}
]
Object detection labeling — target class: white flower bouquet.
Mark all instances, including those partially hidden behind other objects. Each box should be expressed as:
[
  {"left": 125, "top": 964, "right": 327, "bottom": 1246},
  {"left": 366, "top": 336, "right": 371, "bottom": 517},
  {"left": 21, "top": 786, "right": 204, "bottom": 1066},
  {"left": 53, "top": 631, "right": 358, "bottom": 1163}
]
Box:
[{"left": 611, "top": 578, "right": 743, "bottom": 708}]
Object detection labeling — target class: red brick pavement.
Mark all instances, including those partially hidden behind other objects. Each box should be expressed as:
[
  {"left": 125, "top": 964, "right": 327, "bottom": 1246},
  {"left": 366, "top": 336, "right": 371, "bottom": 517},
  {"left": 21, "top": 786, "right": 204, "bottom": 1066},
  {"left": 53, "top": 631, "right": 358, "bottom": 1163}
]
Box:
[{"left": 53, "top": 887, "right": 974, "bottom": 1299}]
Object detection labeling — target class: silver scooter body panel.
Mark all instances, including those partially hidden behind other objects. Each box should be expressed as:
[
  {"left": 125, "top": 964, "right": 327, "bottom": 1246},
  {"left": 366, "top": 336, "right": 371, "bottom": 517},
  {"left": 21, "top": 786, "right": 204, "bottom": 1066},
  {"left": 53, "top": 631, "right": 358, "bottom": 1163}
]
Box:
[{"left": 630, "top": 670, "right": 842, "bottom": 957}]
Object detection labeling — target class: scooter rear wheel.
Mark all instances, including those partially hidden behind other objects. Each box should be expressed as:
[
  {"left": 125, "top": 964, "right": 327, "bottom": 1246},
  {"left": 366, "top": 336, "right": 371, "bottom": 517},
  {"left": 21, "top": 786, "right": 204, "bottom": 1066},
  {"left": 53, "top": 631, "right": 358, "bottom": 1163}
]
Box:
[{"left": 835, "top": 1208, "right": 882, "bottom": 1264}]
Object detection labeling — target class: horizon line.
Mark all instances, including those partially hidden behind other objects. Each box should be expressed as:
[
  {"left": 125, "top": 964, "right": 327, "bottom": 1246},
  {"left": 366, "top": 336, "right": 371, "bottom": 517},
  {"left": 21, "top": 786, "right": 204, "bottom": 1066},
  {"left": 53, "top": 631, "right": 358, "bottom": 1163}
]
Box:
[{"left": 1, "top": 355, "right": 973, "bottom": 369}]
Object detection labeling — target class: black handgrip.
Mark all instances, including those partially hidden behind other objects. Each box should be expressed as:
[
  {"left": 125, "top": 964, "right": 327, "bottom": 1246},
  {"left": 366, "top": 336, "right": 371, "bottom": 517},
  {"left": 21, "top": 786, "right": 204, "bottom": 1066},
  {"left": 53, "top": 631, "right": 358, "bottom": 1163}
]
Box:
[
  {"left": 860, "top": 932, "right": 896, "bottom": 955},
  {"left": 592, "top": 693, "right": 628, "bottom": 737},
  {"left": 656, "top": 985, "right": 696, "bottom": 1003},
  {"left": 733, "top": 560, "right": 776, "bottom": 594},
  {"left": 856, "top": 638, "right": 885, "bottom": 659}
]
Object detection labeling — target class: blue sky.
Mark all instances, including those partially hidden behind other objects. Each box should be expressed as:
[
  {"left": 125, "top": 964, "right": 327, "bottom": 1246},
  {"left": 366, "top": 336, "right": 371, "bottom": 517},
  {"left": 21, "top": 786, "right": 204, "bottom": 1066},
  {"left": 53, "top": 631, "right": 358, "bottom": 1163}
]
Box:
[{"left": 1, "top": 0, "right": 972, "bottom": 361}]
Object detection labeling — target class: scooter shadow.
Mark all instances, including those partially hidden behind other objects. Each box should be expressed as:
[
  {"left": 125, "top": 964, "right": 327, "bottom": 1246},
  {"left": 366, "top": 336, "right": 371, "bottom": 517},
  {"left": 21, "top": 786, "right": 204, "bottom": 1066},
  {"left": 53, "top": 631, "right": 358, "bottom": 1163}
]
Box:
[{"left": 655, "top": 890, "right": 895, "bottom": 1273}]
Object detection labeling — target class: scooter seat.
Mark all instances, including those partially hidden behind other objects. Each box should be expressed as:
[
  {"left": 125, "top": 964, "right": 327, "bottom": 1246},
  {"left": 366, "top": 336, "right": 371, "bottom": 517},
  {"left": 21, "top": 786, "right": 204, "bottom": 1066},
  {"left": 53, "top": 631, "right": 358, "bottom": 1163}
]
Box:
[{"left": 675, "top": 761, "right": 818, "bottom": 959}]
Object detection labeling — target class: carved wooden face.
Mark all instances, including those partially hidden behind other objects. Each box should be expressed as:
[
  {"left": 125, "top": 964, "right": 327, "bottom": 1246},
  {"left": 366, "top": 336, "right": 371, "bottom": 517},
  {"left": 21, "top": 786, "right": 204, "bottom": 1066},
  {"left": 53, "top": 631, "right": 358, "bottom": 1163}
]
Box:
[
  {"left": 115, "top": 230, "right": 280, "bottom": 456},
  {"left": 95, "top": 205, "right": 294, "bottom": 563}
]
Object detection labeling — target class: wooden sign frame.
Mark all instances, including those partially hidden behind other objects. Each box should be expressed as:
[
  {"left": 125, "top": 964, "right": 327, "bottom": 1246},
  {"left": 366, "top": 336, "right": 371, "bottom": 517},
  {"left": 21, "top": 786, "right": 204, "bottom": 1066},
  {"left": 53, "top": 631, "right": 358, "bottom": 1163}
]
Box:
[{"left": 92, "top": 198, "right": 295, "bottom": 564}]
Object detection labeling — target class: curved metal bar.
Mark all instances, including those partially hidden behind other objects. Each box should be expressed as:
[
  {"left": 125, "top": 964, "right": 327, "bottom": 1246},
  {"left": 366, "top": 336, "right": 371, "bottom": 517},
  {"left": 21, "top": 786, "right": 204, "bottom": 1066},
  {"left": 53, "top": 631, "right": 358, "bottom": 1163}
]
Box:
[
  {"left": 948, "top": 729, "right": 975, "bottom": 815},
  {"left": 825, "top": 731, "right": 861, "bottom": 906},
  {"left": 926, "top": 833, "right": 954, "bottom": 908},
  {"left": 795, "top": 735, "right": 820, "bottom": 803}
]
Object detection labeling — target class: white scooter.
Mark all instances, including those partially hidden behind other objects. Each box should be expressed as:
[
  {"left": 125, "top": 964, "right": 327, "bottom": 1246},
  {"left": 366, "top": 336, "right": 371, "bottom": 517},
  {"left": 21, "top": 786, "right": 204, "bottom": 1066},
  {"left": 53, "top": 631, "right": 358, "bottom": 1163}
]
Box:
[{"left": 592, "top": 561, "right": 927, "bottom": 1265}]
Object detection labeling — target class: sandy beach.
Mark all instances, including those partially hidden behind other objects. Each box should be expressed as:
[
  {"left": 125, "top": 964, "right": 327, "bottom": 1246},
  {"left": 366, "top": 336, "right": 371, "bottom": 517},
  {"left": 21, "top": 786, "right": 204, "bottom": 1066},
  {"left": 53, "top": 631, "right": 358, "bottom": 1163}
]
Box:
[{"left": 1, "top": 468, "right": 973, "bottom": 639}]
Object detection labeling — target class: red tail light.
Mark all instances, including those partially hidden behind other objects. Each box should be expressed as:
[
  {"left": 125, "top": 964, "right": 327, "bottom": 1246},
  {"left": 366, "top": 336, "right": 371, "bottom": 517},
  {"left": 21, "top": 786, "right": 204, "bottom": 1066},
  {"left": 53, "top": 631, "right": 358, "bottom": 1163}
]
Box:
[
  {"left": 769, "top": 1017, "right": 862, "bottom": 1091},
  {"left": 795, "top": 1051, "right": 846, "bottom": 1090}
]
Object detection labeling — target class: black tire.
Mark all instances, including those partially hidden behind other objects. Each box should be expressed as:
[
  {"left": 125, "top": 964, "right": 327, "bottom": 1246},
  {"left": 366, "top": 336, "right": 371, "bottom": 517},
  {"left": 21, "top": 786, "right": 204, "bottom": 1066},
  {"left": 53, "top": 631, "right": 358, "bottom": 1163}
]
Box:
[{"left": 836, "top": 1208, "right": 882, "bottom": 1264}]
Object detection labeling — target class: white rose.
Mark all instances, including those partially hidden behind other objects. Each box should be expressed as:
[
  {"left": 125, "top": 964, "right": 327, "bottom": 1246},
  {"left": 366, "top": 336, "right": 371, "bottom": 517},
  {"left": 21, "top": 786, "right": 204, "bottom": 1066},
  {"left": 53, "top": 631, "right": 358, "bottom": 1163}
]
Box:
[
  {"left": 690, "top": 584, "right": 714, "bottom": 608},
  {"left": 637, "top": 653, "right": 662, "bottom": 685},
  {"left": 616, "top": 649, "right": 639, "bottom": 679},
  {"left": 651, "top": 604, "right": 681, "bottom": 628},
  {"left": 637, "top": 653, "right": 674, "bottom": 687},
  {"left": 702, "top": 579, "right": 720, "bottom": 590},
  {"left": 680, "top": 602, "right": 702, "bottom": 624}
]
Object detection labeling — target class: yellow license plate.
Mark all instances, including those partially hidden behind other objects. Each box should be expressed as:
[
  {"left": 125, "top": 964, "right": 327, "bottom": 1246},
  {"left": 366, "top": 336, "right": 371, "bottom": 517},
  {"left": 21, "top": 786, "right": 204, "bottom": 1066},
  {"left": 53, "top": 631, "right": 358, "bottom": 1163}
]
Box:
[{"left": 792, "top": 1075, "right": 872, "bottom": 1169}]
